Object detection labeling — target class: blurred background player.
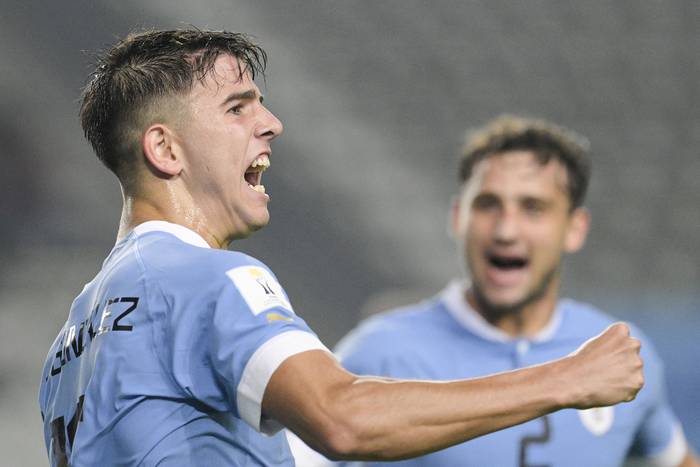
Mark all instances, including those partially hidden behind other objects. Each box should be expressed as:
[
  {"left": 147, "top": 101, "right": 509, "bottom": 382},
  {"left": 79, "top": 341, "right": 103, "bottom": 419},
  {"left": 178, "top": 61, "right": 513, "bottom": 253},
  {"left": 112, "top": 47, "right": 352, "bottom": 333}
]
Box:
[
  {"left": 38, "top": 31, "right": 645, "bottom": 467},
  {"left": 291, "top": 115, "right": 699, "bottom": 467}
]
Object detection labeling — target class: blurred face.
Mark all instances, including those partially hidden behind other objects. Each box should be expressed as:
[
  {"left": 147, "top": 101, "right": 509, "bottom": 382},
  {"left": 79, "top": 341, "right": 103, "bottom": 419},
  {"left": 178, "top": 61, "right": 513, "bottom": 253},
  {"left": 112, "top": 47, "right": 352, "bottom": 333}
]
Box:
[
  {"left": 174, "top": 54, "right": 283, "bottom": 241},
  {"left": 452, "top": 151, "right": 589, "bottom": 314}
]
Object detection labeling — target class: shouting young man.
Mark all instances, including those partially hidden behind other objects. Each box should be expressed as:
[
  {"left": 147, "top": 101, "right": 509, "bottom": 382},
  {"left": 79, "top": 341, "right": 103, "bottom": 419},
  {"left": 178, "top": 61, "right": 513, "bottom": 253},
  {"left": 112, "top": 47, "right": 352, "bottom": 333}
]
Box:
[{"left": 40, "top": 32, "right": 644, "bottom": 467}]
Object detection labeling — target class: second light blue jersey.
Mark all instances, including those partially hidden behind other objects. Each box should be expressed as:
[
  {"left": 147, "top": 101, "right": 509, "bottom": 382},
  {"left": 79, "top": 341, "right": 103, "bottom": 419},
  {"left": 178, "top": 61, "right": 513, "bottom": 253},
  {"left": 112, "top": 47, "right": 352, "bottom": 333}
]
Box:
[
  {"left": 39, "top": 221, "right": 328, "bottom": 467},
  {"left": 333, "top": 280, "right": 687, "bottom": 467}
]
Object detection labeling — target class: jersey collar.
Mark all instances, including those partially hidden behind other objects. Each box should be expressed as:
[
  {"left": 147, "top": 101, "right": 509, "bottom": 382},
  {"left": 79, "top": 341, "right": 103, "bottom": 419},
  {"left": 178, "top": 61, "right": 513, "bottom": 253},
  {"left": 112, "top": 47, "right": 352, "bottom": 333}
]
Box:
[
  {"left": 132, "top": 221, "right": 211, "bottom": 249},
  {"left": 440, "top": 279, "right": 562, "bottom": 343}
]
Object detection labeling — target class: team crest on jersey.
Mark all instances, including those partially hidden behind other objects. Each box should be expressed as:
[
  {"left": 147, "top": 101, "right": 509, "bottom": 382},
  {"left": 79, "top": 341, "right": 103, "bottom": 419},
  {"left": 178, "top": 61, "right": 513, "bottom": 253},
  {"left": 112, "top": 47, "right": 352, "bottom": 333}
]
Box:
[
  {"left": 578, "top": 406, "right": 614, "bottom": 436},
  {"left": 226, "top": 266, "right": 294, "bottom": 316}
]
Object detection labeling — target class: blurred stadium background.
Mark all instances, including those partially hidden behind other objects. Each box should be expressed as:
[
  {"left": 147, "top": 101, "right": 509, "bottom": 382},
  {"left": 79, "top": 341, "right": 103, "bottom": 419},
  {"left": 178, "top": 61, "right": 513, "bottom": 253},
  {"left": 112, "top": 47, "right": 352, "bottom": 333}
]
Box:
[{"left": 1, "top": 1, "right": 698, "bottom": 464}]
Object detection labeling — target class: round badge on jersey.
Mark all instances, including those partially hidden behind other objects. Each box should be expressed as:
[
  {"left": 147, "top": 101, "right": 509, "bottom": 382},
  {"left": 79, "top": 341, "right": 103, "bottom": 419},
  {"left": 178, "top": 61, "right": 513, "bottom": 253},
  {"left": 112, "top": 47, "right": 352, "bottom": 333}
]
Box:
[{"left": 578, "top": 406, "right": 614, "bottom": 436}]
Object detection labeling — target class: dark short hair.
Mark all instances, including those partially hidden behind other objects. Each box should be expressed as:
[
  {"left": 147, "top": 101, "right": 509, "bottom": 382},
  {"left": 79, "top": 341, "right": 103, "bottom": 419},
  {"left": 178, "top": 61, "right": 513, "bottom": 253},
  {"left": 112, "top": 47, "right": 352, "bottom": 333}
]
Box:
[
  {"left": 459, "top": 115, "right": 591, "bottom": 209},
  {"left": 80, "top": 29, "right": 267, "bottom": 182}
]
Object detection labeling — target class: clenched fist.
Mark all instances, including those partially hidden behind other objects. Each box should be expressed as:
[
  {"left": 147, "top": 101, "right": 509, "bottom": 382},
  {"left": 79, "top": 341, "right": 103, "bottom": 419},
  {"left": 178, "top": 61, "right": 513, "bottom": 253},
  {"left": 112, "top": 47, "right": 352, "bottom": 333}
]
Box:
[{"left": 562, "top": 322, "right": 644, "bottom": 409}]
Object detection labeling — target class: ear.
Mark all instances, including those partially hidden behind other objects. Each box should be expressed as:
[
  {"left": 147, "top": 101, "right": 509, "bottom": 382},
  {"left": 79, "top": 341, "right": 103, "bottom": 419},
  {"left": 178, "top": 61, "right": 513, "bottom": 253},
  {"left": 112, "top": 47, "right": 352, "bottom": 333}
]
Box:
[
  {"left": 447, "top": 194, "right": 461, "bottom": 240},
  {"left": 564, "top": 207, "right": 590, "bottom": 253},
  {"left": 142, "top": 124, "right": 182, "bottom": 177}
]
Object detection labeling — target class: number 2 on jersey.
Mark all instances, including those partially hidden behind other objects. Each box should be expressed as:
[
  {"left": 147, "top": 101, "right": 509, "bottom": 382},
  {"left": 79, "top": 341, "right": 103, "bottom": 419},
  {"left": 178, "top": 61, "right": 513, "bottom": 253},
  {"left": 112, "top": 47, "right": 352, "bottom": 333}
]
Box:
[{"left": 519, "top": 415, "right": 551, "bottom": 467}]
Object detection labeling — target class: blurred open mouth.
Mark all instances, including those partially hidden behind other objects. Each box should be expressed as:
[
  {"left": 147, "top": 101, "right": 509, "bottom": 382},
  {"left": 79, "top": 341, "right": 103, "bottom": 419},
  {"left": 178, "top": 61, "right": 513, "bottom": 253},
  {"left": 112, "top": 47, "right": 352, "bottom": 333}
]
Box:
[
  {"left": 488, "top": 253, "right": 528, "bottom": 270},
  {"left": 245, "top": 154, "right": 270, "bottom": 194},
  {"left": 484, "top": 252, "right": 529, "bottom": 286}
]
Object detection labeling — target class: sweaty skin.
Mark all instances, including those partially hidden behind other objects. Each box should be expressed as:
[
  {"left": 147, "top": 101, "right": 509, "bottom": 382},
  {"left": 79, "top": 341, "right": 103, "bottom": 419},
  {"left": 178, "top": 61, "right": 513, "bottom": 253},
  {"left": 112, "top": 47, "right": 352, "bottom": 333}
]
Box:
[{"left": 118, "top": 55, "right": 282, "bottom": 248}]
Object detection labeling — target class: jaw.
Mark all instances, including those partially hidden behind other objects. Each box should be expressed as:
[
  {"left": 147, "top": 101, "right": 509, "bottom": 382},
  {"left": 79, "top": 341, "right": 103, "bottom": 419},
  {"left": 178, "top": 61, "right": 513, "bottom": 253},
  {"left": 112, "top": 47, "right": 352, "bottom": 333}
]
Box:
[
  {"left": 475, "top": 278, "right": 532, "bottom": 311},
  {"left": 471, "top": 261, "right": 560, "bottom": 315},
  {"left": 185, "top": 185, "right": 270, "bottom": 245},
  {"left": 224, "top": 193, "right": 271, "bottom": 241}
]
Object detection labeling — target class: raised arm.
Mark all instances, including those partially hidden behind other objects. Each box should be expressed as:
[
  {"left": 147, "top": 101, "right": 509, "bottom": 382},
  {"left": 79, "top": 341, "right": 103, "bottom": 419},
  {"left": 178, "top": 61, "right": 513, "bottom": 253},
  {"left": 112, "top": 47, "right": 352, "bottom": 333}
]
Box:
[{"left": 263, "top": 322, "right": 643, "bottom": 462}]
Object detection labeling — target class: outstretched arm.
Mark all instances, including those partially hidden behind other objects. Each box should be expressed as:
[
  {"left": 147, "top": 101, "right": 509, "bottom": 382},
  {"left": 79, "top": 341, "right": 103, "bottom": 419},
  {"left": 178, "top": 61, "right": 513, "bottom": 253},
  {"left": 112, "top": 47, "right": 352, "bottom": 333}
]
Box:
[{"left": 263, "top": 322, "right": 643, "bottom": 461}]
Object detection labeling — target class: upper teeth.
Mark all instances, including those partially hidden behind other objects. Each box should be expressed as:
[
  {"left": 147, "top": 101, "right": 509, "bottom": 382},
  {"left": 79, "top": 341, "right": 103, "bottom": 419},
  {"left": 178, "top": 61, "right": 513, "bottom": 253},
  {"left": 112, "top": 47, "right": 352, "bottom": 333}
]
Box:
[{"left": 250, "top": 154, "right": 270, "bottom": 171}]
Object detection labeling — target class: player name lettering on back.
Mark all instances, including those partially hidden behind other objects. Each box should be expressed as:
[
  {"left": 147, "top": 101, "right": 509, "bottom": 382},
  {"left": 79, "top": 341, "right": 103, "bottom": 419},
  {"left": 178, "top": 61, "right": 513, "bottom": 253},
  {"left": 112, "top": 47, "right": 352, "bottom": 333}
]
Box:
[{"left": 48, "top": 296, "right": 139, "bottom": 378}]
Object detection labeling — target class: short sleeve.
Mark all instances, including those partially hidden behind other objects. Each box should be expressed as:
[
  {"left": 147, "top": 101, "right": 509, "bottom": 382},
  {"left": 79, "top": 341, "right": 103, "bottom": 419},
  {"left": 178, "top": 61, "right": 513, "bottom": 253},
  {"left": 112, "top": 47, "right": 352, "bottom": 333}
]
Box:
[
  {"left": 628, "top": 340, "right": 688, "bottom": 466},
  {"left": 208, "top": 263, "right": 329, "bottom": 434},
  {"left": 629, "top": 390, "right": 687, "bottom": 465}
]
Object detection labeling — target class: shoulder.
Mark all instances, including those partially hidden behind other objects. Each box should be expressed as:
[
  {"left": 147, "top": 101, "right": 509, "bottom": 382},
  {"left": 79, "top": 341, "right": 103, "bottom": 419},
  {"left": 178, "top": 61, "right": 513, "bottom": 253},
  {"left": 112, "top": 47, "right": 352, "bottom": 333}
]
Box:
[
  {"left": 558, "top": 298, "right": 618, "bottom": 331},
  {"left": 559, "top": 298, "right": 665, "bottom": 376},
  {"left": 134, "top": 234, "right": 274, "bottom": 289},
  {"left": 560, "top": 299, "right": 645, "bottom": 339},
  {"left": 335, "top": 298, "right": 445, "bottom": 360},
  {"left": 136, "top": 233, "right": 263, "bottom": 274},
  {"left": 132, "top": 234, "right": 292, "bottom": 316}
]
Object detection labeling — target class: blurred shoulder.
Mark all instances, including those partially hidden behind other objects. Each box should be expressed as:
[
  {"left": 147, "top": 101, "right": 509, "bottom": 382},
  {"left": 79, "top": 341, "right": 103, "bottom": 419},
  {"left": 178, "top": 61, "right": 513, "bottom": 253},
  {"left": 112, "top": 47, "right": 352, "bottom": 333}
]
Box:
[
  {"left": 335, "top": 297, "right": 445, "bottom": 358},
  {"left": 559, "top": 298, "right": 662, "bottom": 361}
]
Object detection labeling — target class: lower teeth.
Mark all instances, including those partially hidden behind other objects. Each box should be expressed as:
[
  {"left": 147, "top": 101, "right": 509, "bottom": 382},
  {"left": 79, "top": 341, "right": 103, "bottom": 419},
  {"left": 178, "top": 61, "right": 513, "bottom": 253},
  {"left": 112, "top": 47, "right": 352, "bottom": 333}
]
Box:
[{"left": 250, "top": 184, "right": 266, "bottom": 193}]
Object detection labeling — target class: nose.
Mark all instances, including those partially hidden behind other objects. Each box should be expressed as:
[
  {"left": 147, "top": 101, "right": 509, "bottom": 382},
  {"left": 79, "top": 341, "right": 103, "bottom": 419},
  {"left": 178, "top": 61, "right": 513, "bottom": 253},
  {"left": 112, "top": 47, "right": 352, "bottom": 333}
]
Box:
[
  {"left": 256, "top": 105, "right": 284, "bottom": 140},
  {"left": 493, "top": 208, "right": 519, "bottom": 243}
]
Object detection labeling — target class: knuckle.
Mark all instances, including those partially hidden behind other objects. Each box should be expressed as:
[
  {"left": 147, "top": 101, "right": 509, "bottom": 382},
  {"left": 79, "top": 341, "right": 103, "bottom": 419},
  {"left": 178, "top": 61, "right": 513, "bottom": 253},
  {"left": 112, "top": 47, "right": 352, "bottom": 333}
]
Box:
[{"left": 616, "top": 322, "right": 630, "bottom": 336}]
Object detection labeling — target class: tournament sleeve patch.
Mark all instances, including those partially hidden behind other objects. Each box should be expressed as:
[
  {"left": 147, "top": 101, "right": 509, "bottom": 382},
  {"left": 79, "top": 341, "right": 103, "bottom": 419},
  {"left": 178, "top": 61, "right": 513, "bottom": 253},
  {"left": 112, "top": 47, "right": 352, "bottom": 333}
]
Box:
[{"left": 226, "top": 266, "right": 294, "bottom": 315}]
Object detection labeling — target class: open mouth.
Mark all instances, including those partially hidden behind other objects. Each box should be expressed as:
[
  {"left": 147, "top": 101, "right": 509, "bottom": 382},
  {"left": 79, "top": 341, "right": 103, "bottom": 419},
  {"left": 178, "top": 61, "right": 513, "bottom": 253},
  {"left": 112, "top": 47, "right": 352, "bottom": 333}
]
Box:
[
  {"left": 245, "top": 154, "right": 270, "bottom": 194},
  {"left": 487, "top": 253, "right": 528, "bottom": 270}
]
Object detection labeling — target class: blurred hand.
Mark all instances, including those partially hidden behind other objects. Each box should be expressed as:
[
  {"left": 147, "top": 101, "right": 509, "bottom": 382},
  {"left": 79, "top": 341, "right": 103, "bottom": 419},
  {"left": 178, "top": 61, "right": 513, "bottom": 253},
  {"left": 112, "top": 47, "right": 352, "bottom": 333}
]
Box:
[{"left": 564, "top": 322, "right": 644, "bottom": 409}]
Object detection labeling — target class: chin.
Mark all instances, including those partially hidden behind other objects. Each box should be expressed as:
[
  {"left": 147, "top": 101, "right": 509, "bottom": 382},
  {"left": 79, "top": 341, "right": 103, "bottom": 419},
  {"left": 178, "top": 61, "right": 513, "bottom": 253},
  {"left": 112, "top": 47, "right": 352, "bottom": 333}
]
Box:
[
  {"left": 484, "top": 297, "right": 527, "bottom": 314},
  {"left": 473, "top": 286, "right": 531, "bottom": 314},
  {"left": 253, "top": 211, "right": 270, "bottom": 229},
  {"left": 244, "top": 213, "right": 271, "bottom": 235},
  {"left": 248, "top": 221, "right": 267, "bottom": 234}
]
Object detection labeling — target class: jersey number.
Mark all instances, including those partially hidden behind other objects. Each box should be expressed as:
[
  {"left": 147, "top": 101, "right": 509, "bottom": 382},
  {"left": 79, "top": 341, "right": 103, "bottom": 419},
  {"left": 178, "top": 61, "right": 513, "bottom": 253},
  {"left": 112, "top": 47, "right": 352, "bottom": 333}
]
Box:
[
  {"left": 519, "top": 415, "right": 551, "bottom": 467},
  {"left": 50, "top": 395, "right": 85, "bottom": 467}
]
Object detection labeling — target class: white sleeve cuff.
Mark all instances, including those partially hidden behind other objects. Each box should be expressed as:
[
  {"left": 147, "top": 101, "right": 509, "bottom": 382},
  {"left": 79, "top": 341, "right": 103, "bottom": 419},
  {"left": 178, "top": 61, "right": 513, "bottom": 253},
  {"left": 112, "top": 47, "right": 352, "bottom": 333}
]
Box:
[{"left": 237, "top": 330, "right": 330, "bottom": 435}]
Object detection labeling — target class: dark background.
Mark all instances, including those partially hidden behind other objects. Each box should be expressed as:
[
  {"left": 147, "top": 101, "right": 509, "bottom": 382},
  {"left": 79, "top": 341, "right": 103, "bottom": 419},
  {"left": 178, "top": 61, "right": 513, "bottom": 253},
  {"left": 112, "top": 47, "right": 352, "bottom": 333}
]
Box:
[{"left": 1, "top": 1, "right": 698, "bottom": 464}]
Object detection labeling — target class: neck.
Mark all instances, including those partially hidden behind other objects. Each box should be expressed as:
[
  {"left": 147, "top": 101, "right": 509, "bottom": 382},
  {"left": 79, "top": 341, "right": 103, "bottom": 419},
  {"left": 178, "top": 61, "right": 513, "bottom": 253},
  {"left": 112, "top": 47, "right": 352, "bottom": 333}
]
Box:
[
  {"left": 466, "top": 276, "right": 561, "bottom": 339},
  {"left": 117, "top": 188, "right": 229, "bottom": 249}
]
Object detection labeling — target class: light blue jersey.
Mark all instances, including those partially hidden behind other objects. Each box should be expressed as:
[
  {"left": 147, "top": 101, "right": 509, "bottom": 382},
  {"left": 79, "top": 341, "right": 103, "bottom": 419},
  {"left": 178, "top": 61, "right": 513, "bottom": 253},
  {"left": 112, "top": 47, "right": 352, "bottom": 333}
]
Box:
[
  {"left": 39, "top": 221, "right": 328, "bottom": 467},
  {"left": 332, "top": 281, "right": 688, "bottom": 467}
]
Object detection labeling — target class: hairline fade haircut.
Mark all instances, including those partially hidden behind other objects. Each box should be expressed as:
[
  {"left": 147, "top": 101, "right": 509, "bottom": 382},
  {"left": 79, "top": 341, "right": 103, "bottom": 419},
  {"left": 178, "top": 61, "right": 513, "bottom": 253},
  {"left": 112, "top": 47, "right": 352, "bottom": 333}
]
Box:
[
  {"left": 459, "top": 115, "right": 592, "bottom": 210},
  {"left": 79, "top": 29, "right": 267, "bottom": 186}
]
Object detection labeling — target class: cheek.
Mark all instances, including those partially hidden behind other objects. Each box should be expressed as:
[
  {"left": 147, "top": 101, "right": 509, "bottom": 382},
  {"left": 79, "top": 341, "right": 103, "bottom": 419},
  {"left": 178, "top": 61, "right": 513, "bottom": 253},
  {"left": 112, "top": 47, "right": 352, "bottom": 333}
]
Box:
[
  {"left": 529, "top": 223, "right": 567, "bottom": 260},
  {"left": 463, "top": 217, "right": 491, "bottom": 247},
  {"left": 462, "top": 229, "right": 486, "bottom": 267}
]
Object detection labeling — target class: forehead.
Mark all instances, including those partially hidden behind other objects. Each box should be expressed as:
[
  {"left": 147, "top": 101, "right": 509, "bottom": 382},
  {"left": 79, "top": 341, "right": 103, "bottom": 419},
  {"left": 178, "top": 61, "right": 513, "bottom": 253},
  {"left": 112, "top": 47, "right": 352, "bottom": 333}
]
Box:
[
  {"left": 469, "top": 151, "right": 569, "bottom": 198},
  {"left": 189, "top": 54, "right": 259, "bottom": 100}
]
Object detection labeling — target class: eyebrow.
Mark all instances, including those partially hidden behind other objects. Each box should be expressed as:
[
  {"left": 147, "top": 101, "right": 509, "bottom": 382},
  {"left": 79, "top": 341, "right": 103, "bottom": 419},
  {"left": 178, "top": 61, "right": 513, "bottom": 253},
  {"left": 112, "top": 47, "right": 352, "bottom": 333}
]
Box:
[
  {"left": 520, "top": 195, "right": 552, "bottom": 206},
  {"left": 220, "top": 89, "right": 264, "bottom": 107}
]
